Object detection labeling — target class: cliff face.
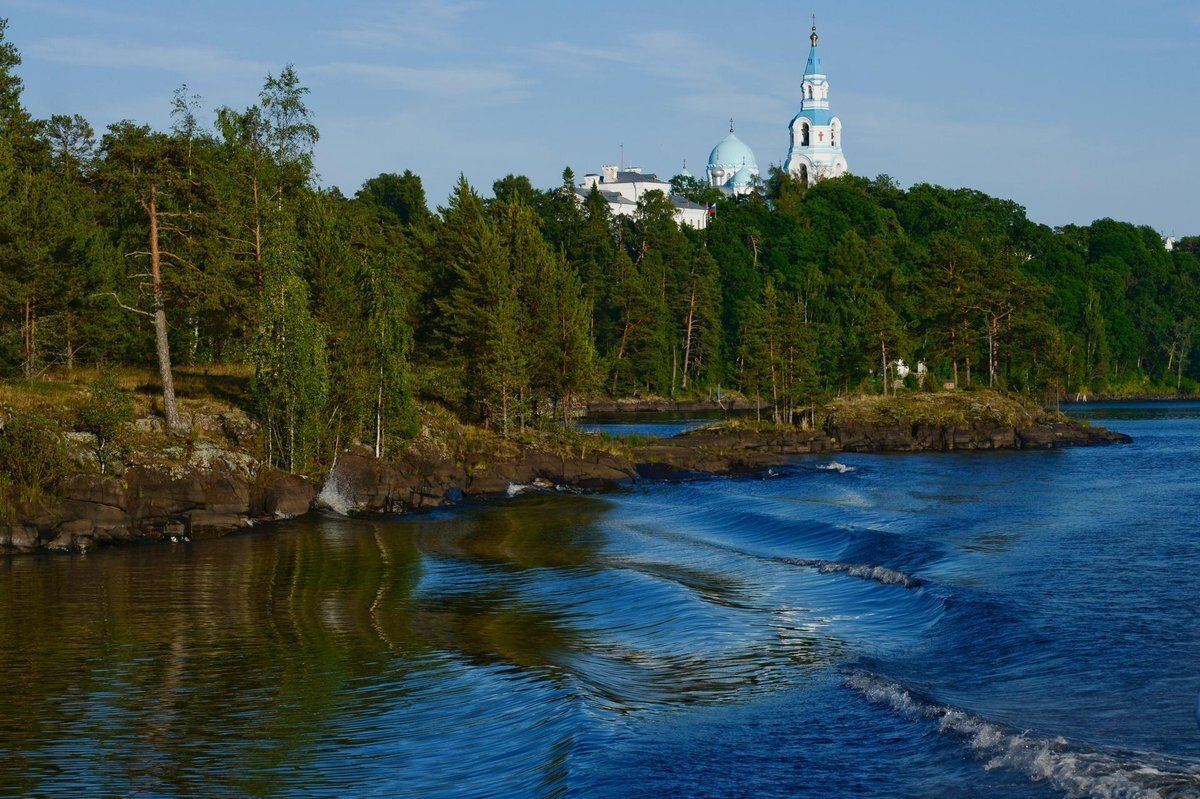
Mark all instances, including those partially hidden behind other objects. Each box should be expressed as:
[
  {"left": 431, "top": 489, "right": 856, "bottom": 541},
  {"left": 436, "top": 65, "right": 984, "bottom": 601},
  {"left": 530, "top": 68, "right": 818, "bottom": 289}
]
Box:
[
  {"left": 0, "top": 467, "right": 315, "bottom": 553},
  {"left": 0, "top": 411, "right": 1131, "bottom": 555},
  {"left": 0, "top": 443, "right": 642, "bottom": 554},
  {"left": 827, "top": 420, "right": 1132, "bottom": 452}
]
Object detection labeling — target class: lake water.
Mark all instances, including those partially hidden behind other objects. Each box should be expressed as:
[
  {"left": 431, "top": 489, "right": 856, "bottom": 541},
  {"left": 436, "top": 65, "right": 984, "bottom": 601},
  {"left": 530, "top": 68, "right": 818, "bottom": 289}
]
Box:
[
  {"left": 2, "top": 403, "right": 1199, "bottom": 797},
  {"left": 578, "top": 410, "right": 727, "bottom": 439}
]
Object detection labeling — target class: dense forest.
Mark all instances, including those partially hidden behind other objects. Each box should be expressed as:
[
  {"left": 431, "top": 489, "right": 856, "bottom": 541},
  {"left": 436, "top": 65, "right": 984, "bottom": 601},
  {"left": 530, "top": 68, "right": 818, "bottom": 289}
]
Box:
[{"left": 2, "top": 20, "right": 1197, "bottom": 470}]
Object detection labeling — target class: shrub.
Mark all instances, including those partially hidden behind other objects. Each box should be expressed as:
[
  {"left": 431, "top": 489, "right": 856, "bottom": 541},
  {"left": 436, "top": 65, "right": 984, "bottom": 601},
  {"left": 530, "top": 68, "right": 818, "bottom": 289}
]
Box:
[
  {"left": 0, "top": 410, "right": 71, "bottom": 498},
  {"left": 77, "top": 375, "right": 135, "bottom": 474}
]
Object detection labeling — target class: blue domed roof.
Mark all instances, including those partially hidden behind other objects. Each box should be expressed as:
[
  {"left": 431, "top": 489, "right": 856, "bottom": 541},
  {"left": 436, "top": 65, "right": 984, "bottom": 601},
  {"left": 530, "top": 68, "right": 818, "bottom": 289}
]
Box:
[
  {"left": 708, "top": 130, "right": 757, "bottom": 170},
  {"left": 729, "top": 166, "right": 755, "bottom": 188}
]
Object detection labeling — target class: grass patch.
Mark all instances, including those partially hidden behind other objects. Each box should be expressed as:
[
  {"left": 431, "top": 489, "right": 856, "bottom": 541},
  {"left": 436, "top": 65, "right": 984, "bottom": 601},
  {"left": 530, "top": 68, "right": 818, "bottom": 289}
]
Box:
[{"left": 823, "top": 390, "right": 1059, "bottom": 428}]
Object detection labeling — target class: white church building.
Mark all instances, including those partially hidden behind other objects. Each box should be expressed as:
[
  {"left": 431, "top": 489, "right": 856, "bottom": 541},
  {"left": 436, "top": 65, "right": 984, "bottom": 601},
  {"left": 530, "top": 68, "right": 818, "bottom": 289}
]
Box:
[
  {"left": 707, "top": 21, "right": 848, "bottom": 192},
  {"left": 576, "top": 21, "right": 847, "bottom": 228},
  {"left": 783, "top": 23, "right": 848, "bottom": 184},
  {"left": 577, "top": 165, "right": 711, "bottom": 229},
  {"left": 707, "top": 123, "right": 760, "bottom": 197}
]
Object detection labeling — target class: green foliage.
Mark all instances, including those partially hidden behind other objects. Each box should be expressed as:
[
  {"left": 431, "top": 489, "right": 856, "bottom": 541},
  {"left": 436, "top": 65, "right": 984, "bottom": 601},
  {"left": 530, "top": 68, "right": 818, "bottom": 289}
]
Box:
[
  {"left": 360, "top": 252, "right": 418, "bottom": 453},
  {"left": 1, "top": 16, "right": 1198, "bottom": 445},
  {"left": 253, "top": 267, "right": 329, "bottom": 472},
  {"left": 0, "top": 409, "right": 69, "bottom": 498},
  {"left": 76, "top": 374, "right": 134, "bottom": 473},
  {"left": 356, "top": 170, "right": 432, "bottom": 228}
]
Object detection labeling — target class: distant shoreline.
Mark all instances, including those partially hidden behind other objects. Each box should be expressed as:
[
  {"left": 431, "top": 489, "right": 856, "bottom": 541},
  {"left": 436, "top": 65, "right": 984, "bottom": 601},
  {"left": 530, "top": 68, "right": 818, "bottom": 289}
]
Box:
[
  {"left": 2, "top": 391, "right": 1131, "bottom": 557},
  {"left": 1061, "top": 395, "right": 1200, "bottom": 404}
]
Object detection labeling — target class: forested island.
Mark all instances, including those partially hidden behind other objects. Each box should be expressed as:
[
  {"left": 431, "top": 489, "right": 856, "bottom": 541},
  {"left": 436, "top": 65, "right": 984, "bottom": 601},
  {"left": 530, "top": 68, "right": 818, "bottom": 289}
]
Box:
[{"left": 0, "top": 20, "right": 1170, "bottom": 551}]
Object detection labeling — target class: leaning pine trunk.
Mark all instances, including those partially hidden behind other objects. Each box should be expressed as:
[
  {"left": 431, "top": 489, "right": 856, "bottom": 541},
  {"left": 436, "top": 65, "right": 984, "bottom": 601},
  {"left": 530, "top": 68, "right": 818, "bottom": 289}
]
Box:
[{"left": 148, "top": 183, "right": 182, "bottom": 433}]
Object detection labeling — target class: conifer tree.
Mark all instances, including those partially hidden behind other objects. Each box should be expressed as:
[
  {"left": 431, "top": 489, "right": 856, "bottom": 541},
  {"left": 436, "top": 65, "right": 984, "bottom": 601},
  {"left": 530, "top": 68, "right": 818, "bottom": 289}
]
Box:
[
  {"left": 97, "top": 123, "right": 191, "bottom": 430},
  {"left": 441, "top": 185, "right": 527, "bottom": 432}
]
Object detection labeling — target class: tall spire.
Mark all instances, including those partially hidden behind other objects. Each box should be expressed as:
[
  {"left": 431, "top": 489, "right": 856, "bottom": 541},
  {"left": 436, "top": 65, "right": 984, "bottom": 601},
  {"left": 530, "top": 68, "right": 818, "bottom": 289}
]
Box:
[
  {"left": 805, "top": 19, "right": 824, "bottom": 77},
  {"left": 786, "top": 17, "right": 847, "bottom": 185}
]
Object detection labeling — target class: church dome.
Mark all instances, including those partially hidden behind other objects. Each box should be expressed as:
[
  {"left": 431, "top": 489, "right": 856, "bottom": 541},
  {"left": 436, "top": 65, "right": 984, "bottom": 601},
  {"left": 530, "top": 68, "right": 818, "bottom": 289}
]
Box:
[
  {"left": 729, "top": 166, "right": 755, "bottom": 188},
  {"left": 708, "top": 130, "right": 757, "bottom": 170}
]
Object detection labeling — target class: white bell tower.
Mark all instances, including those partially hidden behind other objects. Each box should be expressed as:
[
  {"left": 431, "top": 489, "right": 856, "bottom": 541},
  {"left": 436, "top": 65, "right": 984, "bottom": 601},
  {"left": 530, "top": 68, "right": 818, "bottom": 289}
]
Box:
[{"left": 785, "top": 21, "right": 848, "bottom": 185}]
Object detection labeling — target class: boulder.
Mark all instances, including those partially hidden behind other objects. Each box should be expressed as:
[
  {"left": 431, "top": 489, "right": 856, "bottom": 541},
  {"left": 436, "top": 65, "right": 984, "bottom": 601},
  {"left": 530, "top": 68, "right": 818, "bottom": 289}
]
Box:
[{"left": 258, "top": 472, "right": 315, "bottom": 518}]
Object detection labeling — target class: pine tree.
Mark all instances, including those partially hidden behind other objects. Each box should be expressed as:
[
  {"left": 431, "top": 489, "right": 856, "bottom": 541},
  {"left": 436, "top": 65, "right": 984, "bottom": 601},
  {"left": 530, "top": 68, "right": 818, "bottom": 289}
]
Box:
[
  {"left": 97, "top": 123, "right": 192, "bottom": 430},
  {"left": 441, "top": 189, "right": 528, "bottom": 432}
]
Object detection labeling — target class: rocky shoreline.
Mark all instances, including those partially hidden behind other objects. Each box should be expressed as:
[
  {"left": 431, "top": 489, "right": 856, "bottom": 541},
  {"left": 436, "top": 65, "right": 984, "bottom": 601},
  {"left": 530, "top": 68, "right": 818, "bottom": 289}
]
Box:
[
  {"left": 0, "top": 414, "right": 1131, "bottom": 556},
  {"left": 583, "top": 396, "right": 757, "bottom": 414}
]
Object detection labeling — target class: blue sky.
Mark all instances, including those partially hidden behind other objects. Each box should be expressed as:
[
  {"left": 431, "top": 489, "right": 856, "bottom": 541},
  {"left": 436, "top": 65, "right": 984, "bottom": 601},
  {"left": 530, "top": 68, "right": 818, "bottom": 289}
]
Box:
[{"left": 5, "top": 0, "right": 1198, "bottom": 234}]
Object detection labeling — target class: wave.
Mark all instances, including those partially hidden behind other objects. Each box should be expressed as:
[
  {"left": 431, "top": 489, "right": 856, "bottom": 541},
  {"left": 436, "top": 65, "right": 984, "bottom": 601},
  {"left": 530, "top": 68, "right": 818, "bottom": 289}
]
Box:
[
  {"left": 780, "top": 558, "right": 921, "bottom": 588},
  {"left": 316, "top": 468, "right": 356, "bottom": 516},
  {"left": 815, "top": 461, "right": 857, "bottom": 474},
  {"left": 844, "top": 670, "right": 1200, "bottom": 799}
]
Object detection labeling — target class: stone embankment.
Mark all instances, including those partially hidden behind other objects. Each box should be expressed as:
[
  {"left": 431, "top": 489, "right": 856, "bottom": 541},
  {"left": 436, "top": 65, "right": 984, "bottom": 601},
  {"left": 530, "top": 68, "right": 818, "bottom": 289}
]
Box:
[{"left": 0, "top": 416, "right": 1130, "bottom": 555}]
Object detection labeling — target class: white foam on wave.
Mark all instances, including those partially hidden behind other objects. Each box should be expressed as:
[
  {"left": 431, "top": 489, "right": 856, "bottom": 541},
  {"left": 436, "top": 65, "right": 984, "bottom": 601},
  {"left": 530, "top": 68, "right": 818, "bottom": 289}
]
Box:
[
  {"left": 506, "top": 483, "right": 533, "bottom": 498},
  {"left": 781, "top": 558, "right": 921, "bottom": 588},
  {"left": 817, "top": 461, "right": 856, "bottom": 474},
  {"left": 316, "top": 468, "right": 355, "bottom": 516},
  {"left": 844, "top": 671, "right": 1200, "bottom": 799}
]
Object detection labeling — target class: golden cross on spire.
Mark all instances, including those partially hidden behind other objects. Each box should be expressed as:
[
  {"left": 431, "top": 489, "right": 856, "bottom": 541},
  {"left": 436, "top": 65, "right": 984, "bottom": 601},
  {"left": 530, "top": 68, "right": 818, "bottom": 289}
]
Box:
[{"left": 811, "top": 14, "right": 819, "bottom": 46}]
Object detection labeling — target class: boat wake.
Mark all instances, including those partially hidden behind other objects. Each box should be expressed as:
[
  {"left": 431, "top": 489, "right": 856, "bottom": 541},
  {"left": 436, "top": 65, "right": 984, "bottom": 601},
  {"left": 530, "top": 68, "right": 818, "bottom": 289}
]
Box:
[
  {"left": 780, "top": 558, "right": 921, "bottom": 588},
  {"left": 844, "top": 670, "right": 1200, "bottom": 799}
]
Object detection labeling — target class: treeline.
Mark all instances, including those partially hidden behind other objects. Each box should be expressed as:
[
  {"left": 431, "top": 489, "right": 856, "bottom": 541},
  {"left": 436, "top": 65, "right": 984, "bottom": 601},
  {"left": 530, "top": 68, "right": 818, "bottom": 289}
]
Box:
[{"left": 2, "top": 20, "right": 1198, "bottom": 468}]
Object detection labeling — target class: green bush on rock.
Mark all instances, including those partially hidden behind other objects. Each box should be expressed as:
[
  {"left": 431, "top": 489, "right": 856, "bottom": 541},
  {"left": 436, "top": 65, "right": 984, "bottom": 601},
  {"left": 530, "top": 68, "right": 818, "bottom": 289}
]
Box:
[{"left": 76, "top": 376, "right": 135, "bottom": 474}]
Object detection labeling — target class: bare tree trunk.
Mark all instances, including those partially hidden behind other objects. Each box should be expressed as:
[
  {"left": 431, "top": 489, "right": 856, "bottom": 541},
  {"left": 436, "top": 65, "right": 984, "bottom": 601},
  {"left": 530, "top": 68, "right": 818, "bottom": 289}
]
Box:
[
  {"left": 612, "top": 319, "right": 635, "bottom": 394},
  {"left": 375, "top": 364, "right": 384, "bottom": 458},
  {"left": 880, "top": 336, "right": 888, "bottom": 397},
  {"left": 501, "top": 385, "right": 509, "bottom": 437},
  {"left": 148, "top": 183, "right": 183, "bottom": 432},
  {"left": 671, "top": 346, "right": 677, "bottom": 396},
  {"left": 769, "top": 336, "right": 778, "bottom": 423},
  {"left": 988, "top": 317, "right": 995, "bottom": 387},
  {"left": 963, "top": 319, "right": 972, "bottom": 387},
  {"left": 22, "top": 297, "right": 36, "bottom": 379},
  {"left": 682, "top": 282, "right": 697, "bottom": 390},
  {"left": 65, "top": 312, "right": 76, "bottom": 373},
  {"left": 288, "top": 403, "right": 295, "bottom": 472},
  {"left": 252, "top": 147, "right": 264, "bottom": 291},
  {"left": 951, "top": 325, "right": 958, "bottom": 387}
]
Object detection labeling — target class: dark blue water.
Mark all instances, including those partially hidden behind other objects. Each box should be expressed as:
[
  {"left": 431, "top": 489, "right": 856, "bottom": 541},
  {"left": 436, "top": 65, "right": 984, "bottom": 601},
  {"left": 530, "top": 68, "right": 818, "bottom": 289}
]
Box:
[
  {"left": 2, "top": 403, "right": 1198, "bottom": 797},
  {"left": 578, "top": 411, "right": 723, "bottom": 439}
]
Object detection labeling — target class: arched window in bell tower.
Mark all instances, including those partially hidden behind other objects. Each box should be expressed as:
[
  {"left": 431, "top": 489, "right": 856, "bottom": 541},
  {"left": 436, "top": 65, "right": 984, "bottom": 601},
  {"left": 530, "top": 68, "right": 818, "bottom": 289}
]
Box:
[
  {"left": 804, "top": 84, "right": 812, "bottom": 100},
  {"left": 801, "top": 122, "right": 810, "bottom": 147}
]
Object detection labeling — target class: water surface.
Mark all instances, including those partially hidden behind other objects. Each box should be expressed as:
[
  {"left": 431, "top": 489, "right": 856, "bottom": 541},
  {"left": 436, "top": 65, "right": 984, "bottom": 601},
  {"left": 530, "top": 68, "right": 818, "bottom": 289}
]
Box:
[{"left": 2, "top": 404, "right": 1198, "bottom": 797}]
